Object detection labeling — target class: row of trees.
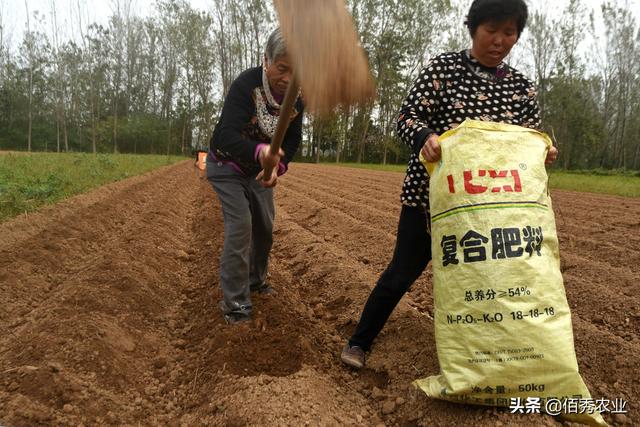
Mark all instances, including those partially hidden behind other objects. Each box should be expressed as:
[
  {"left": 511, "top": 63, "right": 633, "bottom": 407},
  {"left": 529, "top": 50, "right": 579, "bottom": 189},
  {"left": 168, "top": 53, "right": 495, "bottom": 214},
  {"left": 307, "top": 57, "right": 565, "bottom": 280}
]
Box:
[
  {"left": 0, "top": 0, "right": 639, "bottom": 169},
  {"left": 0, "top": 0, "right": 272, "bottom": 155},
  {"left": 523, "top": 0, "right": 640, "bottom": 169}
]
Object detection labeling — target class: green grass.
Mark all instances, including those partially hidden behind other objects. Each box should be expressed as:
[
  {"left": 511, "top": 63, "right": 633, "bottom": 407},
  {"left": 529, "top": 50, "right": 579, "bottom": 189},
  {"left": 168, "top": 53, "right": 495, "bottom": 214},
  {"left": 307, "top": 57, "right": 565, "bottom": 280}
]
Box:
[
  {"left": 548, "top": 171, "right": 640, "bottom": 198},
  {"left": 319, "top": 162, "right": 640, "bottom": 198},
  {"left": 0, "top": 152, "right": 185, "bottom": 222},
  {"left": 320, "top": 161, "right": 407, "bottom": 173}
]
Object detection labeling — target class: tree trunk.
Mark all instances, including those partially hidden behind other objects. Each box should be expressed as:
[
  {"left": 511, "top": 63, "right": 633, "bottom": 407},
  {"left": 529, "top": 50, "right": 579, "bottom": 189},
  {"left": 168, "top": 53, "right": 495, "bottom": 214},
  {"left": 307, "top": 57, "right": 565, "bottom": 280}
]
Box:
[
  {"left": 315, "top": 123, "right": 321, "bottom": 163},
  {"left": 166, "top": 117, "right": 172, "bottom": 156},
  {"left": 113, "top": 100, "right": 118, "bottom": 154},
  {"left": 633, "top": 134, "right": 640, "bottom": 169},
  {"left": 56, "top": 116, "right": 61, "bottom": 152},
  {"left": 27, "top": 58, "right": 33, "bottom": 151},
  {"left": 25, "top": 0, "right": 33, "bottom": 152},
  {"left": 382, "top": 140, "right": 387, "bottom": 165},
  {"left": 63, "top": 112, "right": 69, "bottom": 152},
  {"left": 181, "top": 115, "right": 187, "bottom": 155},
  {"left": 91, "top": 106, "right": 97, "bottom": 154},
  {"left": 355, "top": 104, "right": 372, "bottom": 163}
]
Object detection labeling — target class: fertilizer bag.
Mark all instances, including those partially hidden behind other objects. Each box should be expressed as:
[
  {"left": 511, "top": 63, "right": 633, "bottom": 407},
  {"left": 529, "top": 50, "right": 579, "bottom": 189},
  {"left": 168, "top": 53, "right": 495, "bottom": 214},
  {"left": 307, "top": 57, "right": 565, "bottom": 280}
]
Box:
[{"left": 416, "top": 119, "right": 606, "bottom": 426}]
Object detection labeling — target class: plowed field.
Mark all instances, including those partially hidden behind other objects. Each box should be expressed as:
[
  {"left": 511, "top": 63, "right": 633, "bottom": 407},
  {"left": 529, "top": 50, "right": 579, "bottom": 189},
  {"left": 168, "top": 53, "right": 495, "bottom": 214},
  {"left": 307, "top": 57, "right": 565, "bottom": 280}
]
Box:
[{"left": 1, "top": 161, "right": 638, "bottom": 426}]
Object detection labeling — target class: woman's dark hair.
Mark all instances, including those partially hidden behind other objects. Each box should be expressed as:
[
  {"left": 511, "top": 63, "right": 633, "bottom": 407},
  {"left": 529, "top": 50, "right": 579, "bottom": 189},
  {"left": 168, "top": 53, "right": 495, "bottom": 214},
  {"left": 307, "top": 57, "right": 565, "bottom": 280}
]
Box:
[{"left": 465, "top": 0, "right": 529, "bottom": 38}]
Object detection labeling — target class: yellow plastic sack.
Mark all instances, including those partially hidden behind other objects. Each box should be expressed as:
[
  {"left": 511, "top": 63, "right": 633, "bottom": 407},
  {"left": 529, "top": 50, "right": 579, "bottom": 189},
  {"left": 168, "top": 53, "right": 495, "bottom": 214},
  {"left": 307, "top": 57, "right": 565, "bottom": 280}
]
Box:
[{"left": 416, "top": 119, "right": 606, "bottom": 426}]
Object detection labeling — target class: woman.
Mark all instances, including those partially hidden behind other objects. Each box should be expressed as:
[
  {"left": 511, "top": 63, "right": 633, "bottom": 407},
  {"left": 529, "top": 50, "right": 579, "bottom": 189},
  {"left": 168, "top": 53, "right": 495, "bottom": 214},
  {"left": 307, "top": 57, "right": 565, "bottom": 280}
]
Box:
[
  {"left": 341, "top": 0, "right": 558, "bottom": 368},
  {"left": 207, "top": 28, "right": 304, "bottom": 324}
]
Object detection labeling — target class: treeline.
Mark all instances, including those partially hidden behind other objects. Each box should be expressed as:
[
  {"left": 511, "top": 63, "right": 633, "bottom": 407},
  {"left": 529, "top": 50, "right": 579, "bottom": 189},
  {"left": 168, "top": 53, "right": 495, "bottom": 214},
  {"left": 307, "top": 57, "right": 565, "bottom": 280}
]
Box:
[
  {"left": 0, "top": 0, "right": 638, "bottom": 169},
  {"left": 0, "top": 0, "right": 272, "bottom": 156}
]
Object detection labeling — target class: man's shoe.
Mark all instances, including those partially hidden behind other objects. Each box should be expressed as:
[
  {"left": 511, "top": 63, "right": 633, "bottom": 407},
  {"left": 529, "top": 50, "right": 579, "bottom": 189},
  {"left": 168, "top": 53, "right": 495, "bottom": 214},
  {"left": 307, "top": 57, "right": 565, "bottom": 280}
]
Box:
[
  {"left": 250, "top": 282, "right": 275, "bottom": 295},
  {"left": 218, "top": 300, "right": 251, "bottom": 325},
  {"left": 223, "top": 311, "right": 251, "bottom": 325},
  {"left": 340, "top": 344, "right": 365, "bottom": 369}
]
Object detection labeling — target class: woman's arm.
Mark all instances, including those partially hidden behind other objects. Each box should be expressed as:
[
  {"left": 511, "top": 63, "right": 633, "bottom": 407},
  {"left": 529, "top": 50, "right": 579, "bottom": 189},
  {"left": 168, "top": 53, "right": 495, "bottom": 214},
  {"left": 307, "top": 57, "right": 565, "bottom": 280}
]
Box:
[
  {"left": 214, "top": 77, "right": 262, "bottom": 165},
  {"left": 397, "top": 58, "right": 442, "bottom": 157},
  {"left": 519, "top": 83, "right": 542, "bottom": 130}
]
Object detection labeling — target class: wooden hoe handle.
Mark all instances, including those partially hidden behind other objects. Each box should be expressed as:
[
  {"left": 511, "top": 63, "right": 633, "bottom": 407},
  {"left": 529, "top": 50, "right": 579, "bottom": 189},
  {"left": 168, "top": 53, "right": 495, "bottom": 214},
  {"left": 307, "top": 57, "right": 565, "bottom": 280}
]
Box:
[{"left": 262, "top": 73, "right": 300, "bottom": 182}]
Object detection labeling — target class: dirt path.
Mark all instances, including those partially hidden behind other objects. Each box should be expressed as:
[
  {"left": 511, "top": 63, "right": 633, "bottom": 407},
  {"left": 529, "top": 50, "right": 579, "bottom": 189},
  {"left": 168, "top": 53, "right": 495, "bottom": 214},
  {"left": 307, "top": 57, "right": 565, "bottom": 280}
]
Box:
[{"left": 1, "top": 162, "right": 638, "bottom": 426}]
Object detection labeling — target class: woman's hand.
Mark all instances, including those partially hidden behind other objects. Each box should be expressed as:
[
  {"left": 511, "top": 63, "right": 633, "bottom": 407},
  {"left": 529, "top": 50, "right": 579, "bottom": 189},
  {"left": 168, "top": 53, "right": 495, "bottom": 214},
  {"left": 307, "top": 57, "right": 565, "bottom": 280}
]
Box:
[
  {"left": 258, "top": 145, "right": 284, "bottom": 169},
  {"left": 421, "top": 133, "right": 441, "bottom": 162},
  {"left": 545, "top": 146, "right": 558, "bottom": 165},
  {"left": 257, "top": 145, "right": 284, "bottom": 188},
  {"left": 256, "top": 168, "right": 278, "bottom": 188}
]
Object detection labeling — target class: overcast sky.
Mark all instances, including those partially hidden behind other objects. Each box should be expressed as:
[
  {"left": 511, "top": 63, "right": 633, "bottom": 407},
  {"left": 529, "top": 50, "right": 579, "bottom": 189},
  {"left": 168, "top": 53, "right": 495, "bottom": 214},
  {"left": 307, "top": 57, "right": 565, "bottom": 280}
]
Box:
[
  {"left": 1, "top": 0, "right": 216, "bottom": 48},
  {"left": 1, "top": 0, "right": 638, "bottom": 56}
]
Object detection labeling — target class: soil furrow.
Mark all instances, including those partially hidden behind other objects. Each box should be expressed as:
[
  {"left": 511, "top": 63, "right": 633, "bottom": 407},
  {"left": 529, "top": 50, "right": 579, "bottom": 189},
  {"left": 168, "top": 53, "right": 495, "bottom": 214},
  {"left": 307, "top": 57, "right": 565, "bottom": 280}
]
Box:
[{"left": 1, "top": 162, "right": 637, "bottom": 426}]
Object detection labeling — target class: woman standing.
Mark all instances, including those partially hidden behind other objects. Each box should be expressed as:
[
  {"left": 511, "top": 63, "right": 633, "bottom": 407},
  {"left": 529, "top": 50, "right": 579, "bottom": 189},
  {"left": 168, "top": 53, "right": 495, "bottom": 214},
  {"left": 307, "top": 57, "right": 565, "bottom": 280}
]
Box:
[{"left": 341, "top": 0, "right": 558, "bottom": 368}]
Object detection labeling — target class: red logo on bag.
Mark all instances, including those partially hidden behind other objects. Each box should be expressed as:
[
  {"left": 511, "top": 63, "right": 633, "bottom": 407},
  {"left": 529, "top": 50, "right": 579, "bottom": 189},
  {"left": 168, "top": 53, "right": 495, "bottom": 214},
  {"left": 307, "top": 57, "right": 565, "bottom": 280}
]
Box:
[{"left": 447, "top": 169, "right": 522, "bottom": 194}]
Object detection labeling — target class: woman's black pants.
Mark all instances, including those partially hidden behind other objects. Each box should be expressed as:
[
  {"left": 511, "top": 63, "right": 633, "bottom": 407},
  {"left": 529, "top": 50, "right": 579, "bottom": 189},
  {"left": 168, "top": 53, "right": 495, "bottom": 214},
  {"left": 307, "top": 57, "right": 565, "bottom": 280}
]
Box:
[{"left": 349, "top": 204, "right": 432, "bottom": 351}]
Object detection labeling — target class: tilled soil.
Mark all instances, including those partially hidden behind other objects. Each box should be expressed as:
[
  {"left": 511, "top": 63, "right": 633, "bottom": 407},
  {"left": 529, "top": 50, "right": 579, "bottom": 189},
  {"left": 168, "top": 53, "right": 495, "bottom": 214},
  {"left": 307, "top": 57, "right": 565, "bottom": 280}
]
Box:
[{"left": 1, "top": 161, "right": 638, "bottom": 426}]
